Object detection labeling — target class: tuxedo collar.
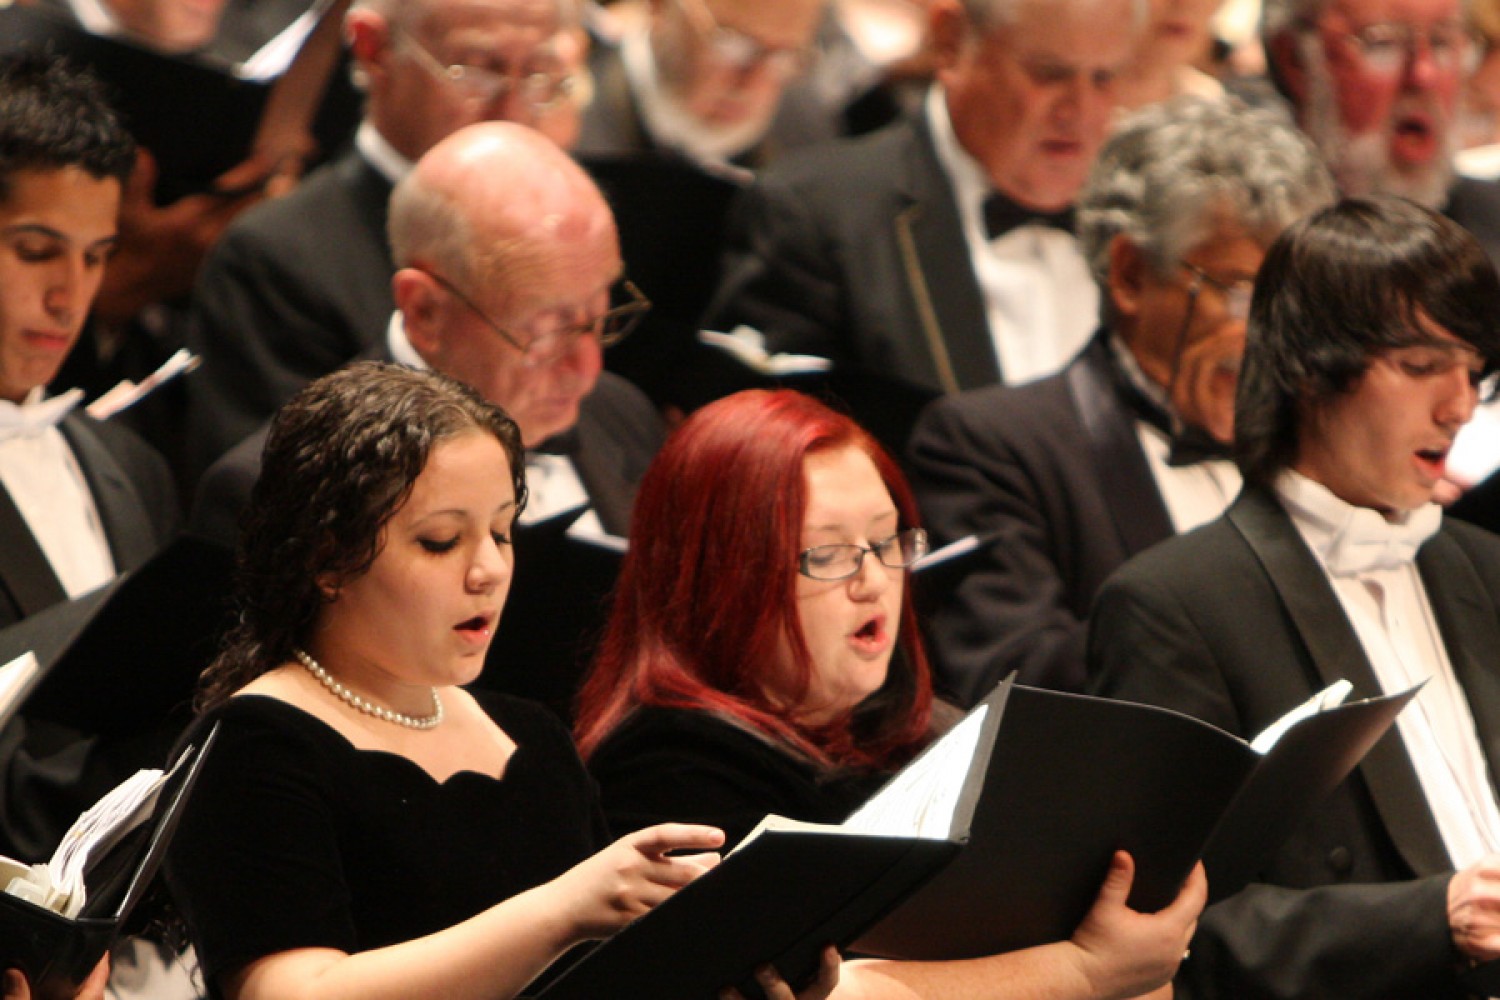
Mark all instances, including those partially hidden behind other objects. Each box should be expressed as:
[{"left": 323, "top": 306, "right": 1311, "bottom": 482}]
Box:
[{"left": 1227, "top": 485, "right": 1455, "bottom": 876}]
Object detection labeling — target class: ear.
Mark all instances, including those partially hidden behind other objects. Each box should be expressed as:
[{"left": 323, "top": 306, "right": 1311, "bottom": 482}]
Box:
[
  {"left": 1266, "top": 29, "right": 1308, "bottom": 104},
  {"left": 345, "top": 8, "right": 390, "bottom": 79},
  {"left": 1107, "top": 234, "right": 1148, "bottom": 320},
  {"left": 392, "top": 267, "right": 446, "bottom": 359},
  {"left": 928, "top": 0, "right": 968, "bottom": 75}
]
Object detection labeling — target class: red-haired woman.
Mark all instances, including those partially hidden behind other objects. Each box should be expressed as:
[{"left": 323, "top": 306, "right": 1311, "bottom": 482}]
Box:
[{"left": 576, "top": 389, "right": 1204, "bottom": 1000}]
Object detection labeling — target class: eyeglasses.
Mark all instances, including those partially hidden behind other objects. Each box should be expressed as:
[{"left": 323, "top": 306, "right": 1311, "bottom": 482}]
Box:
[
  {"left": 1319, "top": 20, "right": 1479, "bottom": 77},
  {"left": 674, "top": 0, "right": 814, "bottom": 78},
  {"left": 798, "top": 528, "right": 930, "bottom": 582},
  {"left": 1181, "top": 263, "right": 1253, "bottom": 321},
  {"left": 420, "top": 269, "right": 651, "bottom": 367},
  {"left": 395, "top": 26, "right": 583, "bottom": 112}
]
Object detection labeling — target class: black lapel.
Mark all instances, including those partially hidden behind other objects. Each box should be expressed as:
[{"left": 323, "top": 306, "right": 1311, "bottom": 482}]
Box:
[
  {"left": 1417, "top": 529, "right": 1500, "bottom": 800},
  {"left": 0, "top": 481, "right": 67, "bottom": 621},
  {"left": 1065, "top": 334, "right": 1174, "bottom": 556},
  {"left": 891, "top": 114, "right": 996, "bottom": 394},
  {"left": 569, "top": 412, "right": 635, "bottom": 537},
  {"left": 59, "top": 414, "right": 156, "bottom": 573},
  {"left": 1229, "top": 486, "right": 1451, "bottom": 876}
]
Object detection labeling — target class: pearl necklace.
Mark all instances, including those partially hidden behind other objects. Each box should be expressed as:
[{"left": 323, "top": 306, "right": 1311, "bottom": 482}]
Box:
[{"left": 293, "top": 648, "right": 444, "bottom": 730}]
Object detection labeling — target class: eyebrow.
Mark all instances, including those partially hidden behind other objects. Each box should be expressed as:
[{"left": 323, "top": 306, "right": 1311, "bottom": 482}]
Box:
[
  {"left": 805, "top": 509, "right": 899, "bottom": 533},
  {"left": 1, "top": 223, "right": 119, "bottom": 249}
]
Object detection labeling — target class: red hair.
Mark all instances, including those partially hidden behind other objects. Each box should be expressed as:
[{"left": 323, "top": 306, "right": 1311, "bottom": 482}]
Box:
[{"left": 575, "top": 390, "right": 933, "bottom": 771}]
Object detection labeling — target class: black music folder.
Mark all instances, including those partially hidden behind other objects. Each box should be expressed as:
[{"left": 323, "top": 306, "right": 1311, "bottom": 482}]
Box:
[
  {"left": 853, "top": 680, "right": 1417, "bottom": 960},
  {"left": 0, "top": 535, "right": 234, "bottom": 738},
  {"left": 0, "top": 724, "right": 218, "bottom": 997},
  {"left": 539, "top": 679, "right": 1016, "bottom": 1000}
]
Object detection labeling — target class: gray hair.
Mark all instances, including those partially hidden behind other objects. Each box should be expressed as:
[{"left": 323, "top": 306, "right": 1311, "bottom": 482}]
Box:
[
  {"left": 388, "top": 169, "right": 479, "bottom": 287},
  {"left": 1262, "top": 0, "right": 1471, "bottom": 39},
  {"left": 1077, "top": 96, "right": 1336, "bottom": 298},
  {"left": 961, "top": 0, "right": 1147, "bottom": 35}
]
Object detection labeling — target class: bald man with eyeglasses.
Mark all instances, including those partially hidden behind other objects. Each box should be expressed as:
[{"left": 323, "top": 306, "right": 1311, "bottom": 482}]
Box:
[
  {"left": 183, "top": 0, "right": 594, "bottom": 484},
  {"left": 192, "top": 122, "right": 666, "bottom": 725}
]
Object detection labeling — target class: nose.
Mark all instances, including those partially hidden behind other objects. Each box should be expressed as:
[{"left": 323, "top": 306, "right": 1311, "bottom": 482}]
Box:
[
  {"left": 43, "top": 257, "right": 89, "bottom": 325},
  {"left": 848, "top": 546, "right": 895, "bottom": 599},
  {"left": 466, "top": 536, "right": 512, "bottom": 593},
  {"left": 1404, "top": 35, "right": 1441, "bottom": 89},
  {"left": 1437, "top": 366, "right": 1479, "bottom": 429}
]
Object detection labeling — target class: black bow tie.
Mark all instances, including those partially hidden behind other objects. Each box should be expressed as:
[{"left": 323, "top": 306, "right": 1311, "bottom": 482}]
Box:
[
  {"left": 1165, "top": 425, "right": 1233, "bottom": 467},
  {"left": 530, "top": 428, "right": 580, "bottom": 457},
  {"left": 982, "top": 193, "right": 1075, "bottom": 240},
  {"left": 1112, "top": 368, "right": 1231, "bottom": 468}
]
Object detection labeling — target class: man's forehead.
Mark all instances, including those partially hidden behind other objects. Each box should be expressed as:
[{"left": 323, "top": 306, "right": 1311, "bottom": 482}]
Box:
[
  {"left": 1001, "top": 0, "right": 1137, "bottom": 61},
  {"left": 1322, "top": 0, "right": 1461, "bottom": 24},
  {"left": 425, "top": 0, "right": 560, "bottom": 36}
]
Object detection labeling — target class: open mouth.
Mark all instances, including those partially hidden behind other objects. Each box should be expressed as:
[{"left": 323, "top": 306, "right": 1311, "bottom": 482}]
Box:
[
  {"left": 454, "top": 613, "right": 494, "bottom": 641},
  {"left": 1392, "top": 115, "right": 1438, "bottom": 162},
  {"left": 1415, "top": 446, "right": 1449, "bottom": 478},
  {"left": 849, "top": 614, "right": 889, "bottom": 654}
]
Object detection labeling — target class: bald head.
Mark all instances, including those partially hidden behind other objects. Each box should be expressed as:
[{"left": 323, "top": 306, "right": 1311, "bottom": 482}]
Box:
[
  {"left": 390, "top": 121, "right": 615, "bottom": 293},
  {"left": 388, "top": 122, "right": 621, "bottom": 447}
]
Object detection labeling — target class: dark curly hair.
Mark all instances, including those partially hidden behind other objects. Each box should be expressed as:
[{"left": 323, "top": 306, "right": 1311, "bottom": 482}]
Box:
[
  {"left": 197, "top": 362, "right": 528, "bottom": 712},
  {"left": 0, "top": 52, "right": 135, "bottom": 200}
]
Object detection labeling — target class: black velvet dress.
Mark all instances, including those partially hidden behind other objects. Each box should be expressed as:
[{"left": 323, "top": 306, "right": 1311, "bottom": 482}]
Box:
[
  {"left": 165, "top": 693, "right": 607, "bottom": 995},
  {"left": 588, "top": 706, "right": 888, "bottom": 848}
]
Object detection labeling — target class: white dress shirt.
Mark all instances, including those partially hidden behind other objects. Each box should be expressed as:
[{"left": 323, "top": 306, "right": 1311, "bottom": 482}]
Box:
[
  {"left": 1278, "top": 470, "right": 1500, "bottom": 868},
  {"left": 924, "top": 86, "right": 1097, "bottom": 386},
  {"left": 0, "top": 388, "right": 116, "bottom": 599}
]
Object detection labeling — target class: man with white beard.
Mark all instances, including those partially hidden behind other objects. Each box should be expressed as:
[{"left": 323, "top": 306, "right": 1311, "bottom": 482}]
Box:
[{"left": 1260, "top": 0, "right": 1500, "bottom": 267}]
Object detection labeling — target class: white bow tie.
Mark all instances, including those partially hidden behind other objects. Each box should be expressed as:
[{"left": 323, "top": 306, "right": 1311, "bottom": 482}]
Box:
[
  {"left": 1322, "top": 503, "right": 1442, "bottom": 577},
  {"left": 0, "top": 389, "right": 83, "bottom": 442}
]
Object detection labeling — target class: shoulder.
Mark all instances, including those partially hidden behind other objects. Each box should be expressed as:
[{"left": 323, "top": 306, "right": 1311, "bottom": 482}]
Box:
[
  {"left": 212, "top": 154, "right": 387, "bottom": 260},
  {"left": 590, "top": 706, "right": 819, "bottom": 798},
  {"left": 1103, "top": 510, "right": 1248, "bottom": 599},
  {"left": 471, "top": 690, "right": 585, "bottom": 765},
  {"left": 60, "top": 412, "right": 176, "bottom": 514},
  {"left": 578, "top": 372, "right": 665, "bottom": 443},
  {"left": 913, "top": 372, "right": 1076, "bottom": 450},
  {"left": 740, "top": 115, "right": 926, "bottom": 215}
]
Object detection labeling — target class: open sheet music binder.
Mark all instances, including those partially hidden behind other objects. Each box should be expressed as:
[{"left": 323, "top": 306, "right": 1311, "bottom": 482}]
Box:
[
  {"left": 538, "top": 680, "right": 1015, "bottom": 1000},
  {"left": 0, "top": 723, "right": 219, "bottom": 995},
  {"left": 0, "top": 535, "right": 233, "bottom": 738},
  {"left": 852, "top": 681, "right": 1417, "bottom": 960}
]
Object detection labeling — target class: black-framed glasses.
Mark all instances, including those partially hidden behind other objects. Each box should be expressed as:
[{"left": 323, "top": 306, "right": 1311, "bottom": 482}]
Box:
[
  {"left": 798, "top": 528, "right": 929, "bottom": 582},
  {"left": 420, "top": 269, "right": 651, "bottom": 367},
  {"left": 1181, "top": 262, "right": 1253, "bottom": 321},
  {"left": 1315, "top": 19, "right": 1479, "bottom": 77},
  {"left": 395, "top": 25, "right": 584, "bottom": 112},
  {"left": 674, "top": 0, "right": 813, "bottom": 78}
]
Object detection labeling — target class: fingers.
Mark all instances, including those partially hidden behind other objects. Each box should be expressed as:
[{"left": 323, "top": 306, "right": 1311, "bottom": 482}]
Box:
[
  {"left": 1168, "top": 862, "right": 1209, "bottom": 920},
  {"left": 628, "top": 822, "right": 727, "bottom": 858},
  {"left": 1095, "top": 850, "right": 1136, "bottom": 907}
]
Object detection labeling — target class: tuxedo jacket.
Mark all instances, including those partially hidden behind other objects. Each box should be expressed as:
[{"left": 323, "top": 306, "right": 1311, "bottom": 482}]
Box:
[
  {"left": 1, "top": 412, "right": 178, "bottom": 859},
  {"left": 703, "top": 109, "right": 993, "bottom": 451},
  {"left": 1088, "top": 485, "right": 1500, "bottom": 999},
  {"left": 1446, "top": 175, "right": 1500, "bottom": 272},
  {"left": 190, "top": 367, "right": 665, "bottom": 722},
  {"left": 185, "top": 148, "right": 396, "bottom": 478},
  {"left": 907, "top": 334, "right": 1174, "bottom": 704},
  {"left": 0, "top": 412, "right": 178, "bottom": 629}
]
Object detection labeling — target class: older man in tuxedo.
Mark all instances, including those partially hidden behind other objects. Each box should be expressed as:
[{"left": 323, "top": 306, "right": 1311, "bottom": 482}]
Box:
[
  {"left": 193, "top": 121, "right": 662, "bottom": 723},
  {"left": 1260, "top": 0, "right": 1500, "bottom": 263},
  {"left": 907, "top": 97, "right": 1334, "bottom": 703},
  {"left": 184, "top": 0, "right": 591, "bottom": 479},
  {"left": 703, "top": 0, "right": 1143, "bottom": 451},
  {"left": 1089, "top": 196, "right": 1500, "bottom": 998}
]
